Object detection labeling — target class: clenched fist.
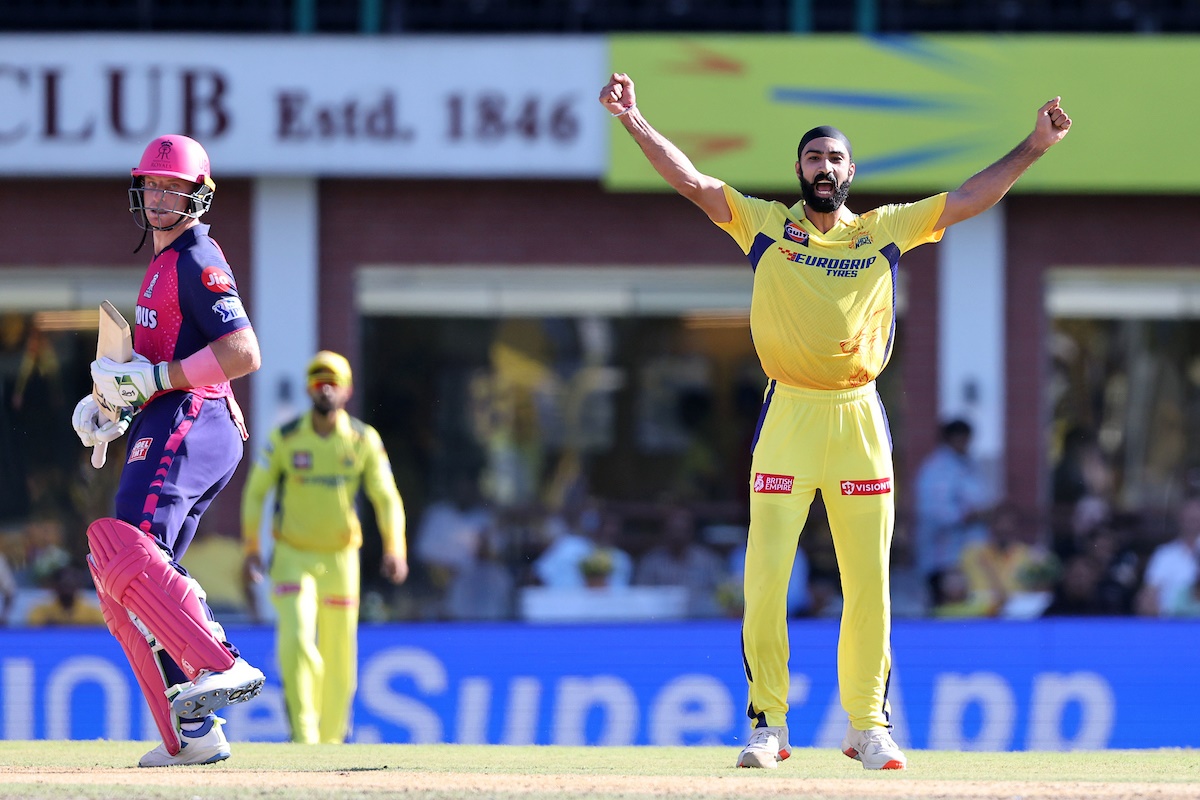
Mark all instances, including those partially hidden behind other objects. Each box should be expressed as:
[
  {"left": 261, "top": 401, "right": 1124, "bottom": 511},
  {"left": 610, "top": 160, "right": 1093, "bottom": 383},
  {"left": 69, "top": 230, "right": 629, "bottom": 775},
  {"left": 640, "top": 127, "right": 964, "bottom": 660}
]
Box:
[{"left": 600, "top": 72, "right": 637, "bottom": 116}]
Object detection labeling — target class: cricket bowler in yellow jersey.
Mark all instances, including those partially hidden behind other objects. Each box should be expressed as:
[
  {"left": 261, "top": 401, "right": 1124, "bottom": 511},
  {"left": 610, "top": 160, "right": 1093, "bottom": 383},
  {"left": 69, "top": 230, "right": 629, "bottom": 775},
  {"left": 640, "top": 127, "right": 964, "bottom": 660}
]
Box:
[{"left": 599, "top": 72, "right": 1071, "bottom": 770}]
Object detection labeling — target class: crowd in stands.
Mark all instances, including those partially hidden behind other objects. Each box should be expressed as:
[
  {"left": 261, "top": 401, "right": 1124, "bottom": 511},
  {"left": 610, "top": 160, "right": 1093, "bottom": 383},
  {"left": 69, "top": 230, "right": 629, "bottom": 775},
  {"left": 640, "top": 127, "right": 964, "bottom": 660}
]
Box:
[
  {"left": 3, "top": 423, "right": 1200, "bottom": 627},
  {"left": 0, "top": 514, "right": 109, "bottom": 627},
  {"left": 391, "top": 413, "right": 1200, "bottom": 625},
  {"left": 362, "top": 415, "right": 1200, "bottom": 623},
  {"left": 3, "top": 420, "right": 1200, "bottom": 626},
  {"left": 913, "top": 419, "right": 1200, "bottom": 621},
  {"left": 0, "top": 324, "right": 1197, "bottom": 628}
]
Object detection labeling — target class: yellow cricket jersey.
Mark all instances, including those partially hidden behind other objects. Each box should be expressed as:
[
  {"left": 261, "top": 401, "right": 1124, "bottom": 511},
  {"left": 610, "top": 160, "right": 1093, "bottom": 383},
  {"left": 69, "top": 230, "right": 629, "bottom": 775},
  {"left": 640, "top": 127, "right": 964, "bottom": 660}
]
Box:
[
  {"left": 716, "top": 183, "right": 947, "bottom": 390},
  {"left": 241, "top": 410, "right": 406, "bottom": 558}
]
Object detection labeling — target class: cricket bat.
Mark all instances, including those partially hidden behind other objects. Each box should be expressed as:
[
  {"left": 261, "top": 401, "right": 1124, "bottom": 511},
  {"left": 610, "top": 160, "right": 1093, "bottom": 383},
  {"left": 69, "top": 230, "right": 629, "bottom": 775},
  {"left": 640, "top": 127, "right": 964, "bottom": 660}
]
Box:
[{"left": 91, "top": 300, "right": 132, "bottom": 469}]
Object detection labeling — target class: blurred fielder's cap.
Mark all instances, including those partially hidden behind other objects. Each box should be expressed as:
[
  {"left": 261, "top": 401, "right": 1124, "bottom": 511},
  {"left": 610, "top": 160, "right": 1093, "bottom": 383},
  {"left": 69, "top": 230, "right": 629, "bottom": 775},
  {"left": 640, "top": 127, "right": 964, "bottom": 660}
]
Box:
[{"left": 307, "top": 350, "right": 352, "bottom": 387}]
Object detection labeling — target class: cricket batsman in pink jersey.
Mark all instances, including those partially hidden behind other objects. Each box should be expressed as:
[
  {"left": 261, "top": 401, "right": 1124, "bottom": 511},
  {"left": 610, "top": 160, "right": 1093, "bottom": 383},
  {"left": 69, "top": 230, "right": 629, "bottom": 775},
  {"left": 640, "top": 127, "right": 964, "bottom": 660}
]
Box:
[{"left": 71, "top": 134, "right": 266, "bottom": 767}]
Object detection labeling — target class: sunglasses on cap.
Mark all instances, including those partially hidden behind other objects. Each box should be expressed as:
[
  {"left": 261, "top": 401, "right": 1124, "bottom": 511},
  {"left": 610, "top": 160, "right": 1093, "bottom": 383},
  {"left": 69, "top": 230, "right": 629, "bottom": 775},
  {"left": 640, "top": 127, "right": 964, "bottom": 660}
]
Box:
[{"left": 308, "top": 372, "right": 348, "bottom": 387}]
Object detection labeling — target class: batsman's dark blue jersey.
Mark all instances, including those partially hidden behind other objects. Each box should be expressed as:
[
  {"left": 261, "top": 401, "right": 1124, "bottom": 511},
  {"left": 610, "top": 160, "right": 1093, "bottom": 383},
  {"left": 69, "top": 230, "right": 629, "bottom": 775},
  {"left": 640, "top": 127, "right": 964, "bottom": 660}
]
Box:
[{"left": 134, "top": 224, "right": 249, "bottom": 406}]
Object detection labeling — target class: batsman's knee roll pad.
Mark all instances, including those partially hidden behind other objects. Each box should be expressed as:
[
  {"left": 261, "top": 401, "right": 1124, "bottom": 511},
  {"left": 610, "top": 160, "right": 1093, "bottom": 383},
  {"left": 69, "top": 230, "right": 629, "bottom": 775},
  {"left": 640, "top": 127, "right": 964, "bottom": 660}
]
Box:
[{"left": 87, "top": 517, "right": 234, "bottom": 680}]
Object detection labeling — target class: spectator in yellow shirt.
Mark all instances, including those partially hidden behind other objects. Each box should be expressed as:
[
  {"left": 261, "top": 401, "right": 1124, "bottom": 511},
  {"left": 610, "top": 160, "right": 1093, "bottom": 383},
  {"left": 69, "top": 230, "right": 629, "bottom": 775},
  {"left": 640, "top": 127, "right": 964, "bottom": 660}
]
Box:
[
  {"left": 27, "top": 565, "right": 107, "bottom": 627},
  {"left": 960, "top": 503, "right": 1057, "bottom": 616}
]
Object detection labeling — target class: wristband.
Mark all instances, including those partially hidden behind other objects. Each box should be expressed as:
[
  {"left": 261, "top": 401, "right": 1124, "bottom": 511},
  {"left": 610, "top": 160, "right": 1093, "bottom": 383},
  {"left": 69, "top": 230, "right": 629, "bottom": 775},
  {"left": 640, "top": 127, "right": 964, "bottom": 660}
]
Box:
[
  {"left": 153, "top": 362, "right": 173, "bottom": 392},
  {"left": 180, "top": 345, "right": 229, "bottom": 387},
  {"left": 611, "top": 103, "right": 636, "bottom": 118}
]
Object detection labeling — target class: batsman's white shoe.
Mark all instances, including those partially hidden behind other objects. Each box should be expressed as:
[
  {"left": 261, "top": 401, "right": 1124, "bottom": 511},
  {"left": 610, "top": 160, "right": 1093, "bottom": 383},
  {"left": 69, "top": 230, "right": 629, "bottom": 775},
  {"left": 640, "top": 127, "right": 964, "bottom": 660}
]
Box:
[
  {"left": 841, "top": 723, "right": 906, "bottom": 770},
  {"left": 736, "top": 726, "right": 791, "bottom": 768},
  {"left": 171, "top": 657, "right": 265, "bottom": 719},
  {"left": 138, "top": 716, "right": 230, "bottom": 768}
]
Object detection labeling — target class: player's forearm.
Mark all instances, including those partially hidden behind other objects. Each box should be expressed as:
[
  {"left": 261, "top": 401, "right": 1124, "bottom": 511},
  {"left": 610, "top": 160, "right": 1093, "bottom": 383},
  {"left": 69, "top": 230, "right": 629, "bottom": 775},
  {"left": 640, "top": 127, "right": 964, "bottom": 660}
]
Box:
[
  {"left": 160, "top": 329, "right": 261, "bottom": 389},
  {"left": 377, "top": 522, "right": 407, "bottom": 559},
  {"left": 373, "top": 493, "right": 407, "bottom": 558},
  {"left": 617, "top": 109, "right": 724, "bottom": 204},
  {"left": 941, "top": 134, "right": 1049, "bottom": 227},
  {"left": 239, "top": 468, "right": 272, "bottom": 553},
  {"left": 385, "top": 531, "right": 407, "bottom": 560},
  {"left": 239, "top": 511, "right": 263, "bottom": 555}
]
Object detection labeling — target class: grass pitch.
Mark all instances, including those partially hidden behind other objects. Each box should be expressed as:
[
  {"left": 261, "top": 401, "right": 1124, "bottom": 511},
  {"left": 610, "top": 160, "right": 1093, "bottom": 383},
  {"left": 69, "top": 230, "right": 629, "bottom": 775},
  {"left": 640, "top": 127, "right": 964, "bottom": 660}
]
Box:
[{"left": 0, "top": 742, "right": 1196, "bottom": 800}]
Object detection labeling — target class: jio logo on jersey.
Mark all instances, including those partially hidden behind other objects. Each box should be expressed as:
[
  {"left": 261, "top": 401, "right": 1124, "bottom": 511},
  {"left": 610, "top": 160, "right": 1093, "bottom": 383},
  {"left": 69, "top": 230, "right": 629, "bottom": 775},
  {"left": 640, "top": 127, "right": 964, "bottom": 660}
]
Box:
[{"left": 201, "top": 266, "right": 236, "bottom": 294}]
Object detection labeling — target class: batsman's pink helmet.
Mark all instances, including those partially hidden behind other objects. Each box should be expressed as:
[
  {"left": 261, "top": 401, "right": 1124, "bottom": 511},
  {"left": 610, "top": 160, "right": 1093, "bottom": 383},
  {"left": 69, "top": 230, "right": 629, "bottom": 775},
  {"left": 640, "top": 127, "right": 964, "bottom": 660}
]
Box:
[
  {"left": 128, "top": 134, "right": 216, "bottom": 233},
  {"left": 131, "top": 134, "right": 215, "bottom": 189}
]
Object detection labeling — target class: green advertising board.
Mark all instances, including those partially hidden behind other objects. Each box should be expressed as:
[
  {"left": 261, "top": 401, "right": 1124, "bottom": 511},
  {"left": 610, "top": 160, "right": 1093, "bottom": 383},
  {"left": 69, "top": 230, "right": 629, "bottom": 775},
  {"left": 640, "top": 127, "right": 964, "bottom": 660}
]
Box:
[{"left": 607, "top": 35, "right": 1196, "bottom": 193}]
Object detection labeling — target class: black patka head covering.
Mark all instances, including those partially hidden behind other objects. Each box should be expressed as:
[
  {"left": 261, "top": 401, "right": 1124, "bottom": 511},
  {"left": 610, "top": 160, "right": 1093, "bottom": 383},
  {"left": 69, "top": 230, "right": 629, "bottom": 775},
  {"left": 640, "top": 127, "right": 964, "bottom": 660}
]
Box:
[{"left": 797, "top": 126, "right": 853, "bottom": 161}]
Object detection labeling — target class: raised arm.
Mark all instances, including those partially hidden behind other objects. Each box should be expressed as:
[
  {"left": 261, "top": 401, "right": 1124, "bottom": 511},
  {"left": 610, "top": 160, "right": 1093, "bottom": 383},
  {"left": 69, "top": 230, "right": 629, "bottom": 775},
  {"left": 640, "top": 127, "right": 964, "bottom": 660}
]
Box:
[
  {"left": 936, "top": 97, "right": 1072, "bottom": 231},
  {"left": 600, "top": 72, "right": 731, "bottom": 224}
]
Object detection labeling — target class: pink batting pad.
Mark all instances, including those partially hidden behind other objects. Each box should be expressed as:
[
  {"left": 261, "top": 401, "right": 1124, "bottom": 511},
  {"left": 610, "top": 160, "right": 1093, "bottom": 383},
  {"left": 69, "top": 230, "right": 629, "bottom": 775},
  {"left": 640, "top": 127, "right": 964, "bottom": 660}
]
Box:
[{"left": 86, "top": 517, "right": 235, "bottom": 680}]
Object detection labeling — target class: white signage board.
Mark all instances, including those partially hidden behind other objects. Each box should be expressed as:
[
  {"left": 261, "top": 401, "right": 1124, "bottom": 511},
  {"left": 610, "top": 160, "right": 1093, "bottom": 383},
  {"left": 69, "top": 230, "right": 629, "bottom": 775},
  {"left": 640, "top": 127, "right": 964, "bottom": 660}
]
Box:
[{"left": 0, "top": 35, "right": 606, "bottom": 178}]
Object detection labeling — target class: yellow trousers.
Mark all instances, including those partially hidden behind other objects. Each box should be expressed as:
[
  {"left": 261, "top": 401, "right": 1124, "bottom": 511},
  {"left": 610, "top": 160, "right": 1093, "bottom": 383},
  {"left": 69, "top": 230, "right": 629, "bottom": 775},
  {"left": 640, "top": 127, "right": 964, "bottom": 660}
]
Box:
[
  {"left": 270, "top": 540, "right": 360, "bottom": 743},
  {"left": 742, "top": 380, "right": 895, "bottom": 731}
]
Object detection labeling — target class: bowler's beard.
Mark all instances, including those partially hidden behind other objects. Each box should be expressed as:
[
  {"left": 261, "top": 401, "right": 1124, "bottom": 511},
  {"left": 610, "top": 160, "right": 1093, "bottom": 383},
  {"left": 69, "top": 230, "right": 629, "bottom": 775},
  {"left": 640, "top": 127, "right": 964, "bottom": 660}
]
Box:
[
  {"left": 312, "top": 395, "right": 338, "bottom": 415},
  {"left": 800, "top": 172, "right": 851, "bottom": 213}
]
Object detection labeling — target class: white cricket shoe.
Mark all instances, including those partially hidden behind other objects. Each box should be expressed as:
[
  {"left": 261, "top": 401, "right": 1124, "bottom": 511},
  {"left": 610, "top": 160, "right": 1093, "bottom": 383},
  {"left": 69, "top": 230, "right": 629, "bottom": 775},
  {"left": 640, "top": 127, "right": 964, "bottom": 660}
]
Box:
[
  {"left": 138, "top": 716, "right": 230, "bottom": 768},
  {"left": 736, "top": 726, "right": 791, "bottom": 768},
  {"left": 841, "top": 723, "right": 906, "bottom": 770},
  {"left": 171, "top": 657, "right": 265, "bottom": 718}
]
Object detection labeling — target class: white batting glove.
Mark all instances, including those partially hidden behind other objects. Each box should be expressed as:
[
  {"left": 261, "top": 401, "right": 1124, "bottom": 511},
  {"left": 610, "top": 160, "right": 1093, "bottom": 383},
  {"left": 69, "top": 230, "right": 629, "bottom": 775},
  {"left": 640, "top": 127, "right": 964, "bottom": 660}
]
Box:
[
  {"left": 72, "top": 393, "right": 131, "bottom": 448},
  {"left": 90, "top": 352, "right": 172, "bottom": 409}
]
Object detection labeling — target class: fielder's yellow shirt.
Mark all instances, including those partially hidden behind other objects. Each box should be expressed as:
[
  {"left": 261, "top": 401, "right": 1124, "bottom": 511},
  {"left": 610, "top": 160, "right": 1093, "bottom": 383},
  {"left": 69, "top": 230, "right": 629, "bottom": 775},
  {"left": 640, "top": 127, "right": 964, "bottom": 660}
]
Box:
[
  {"left": 716, "top": 184, "right": 947, "bottom": 390},
  {"left": 241, "top": 410, "right": 406, "bottom": 558}
]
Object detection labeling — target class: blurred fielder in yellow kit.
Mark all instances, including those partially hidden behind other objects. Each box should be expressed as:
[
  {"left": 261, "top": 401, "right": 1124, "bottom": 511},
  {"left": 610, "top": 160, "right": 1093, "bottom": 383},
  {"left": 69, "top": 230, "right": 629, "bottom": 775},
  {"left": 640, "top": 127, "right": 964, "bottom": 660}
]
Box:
[
  {"left": 599, "top": 72, "right": 1071, "bottom": 769},
  {"left": 242, "top": 351, "right": 408, "bottom": 743}
]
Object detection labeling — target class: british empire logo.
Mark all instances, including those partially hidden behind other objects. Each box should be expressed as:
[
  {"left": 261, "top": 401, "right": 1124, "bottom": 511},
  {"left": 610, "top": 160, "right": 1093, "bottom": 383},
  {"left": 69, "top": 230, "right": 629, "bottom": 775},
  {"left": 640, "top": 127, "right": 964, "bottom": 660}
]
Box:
[{"left": 753, "top": 473, "right": 795, "bottom": 494}]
